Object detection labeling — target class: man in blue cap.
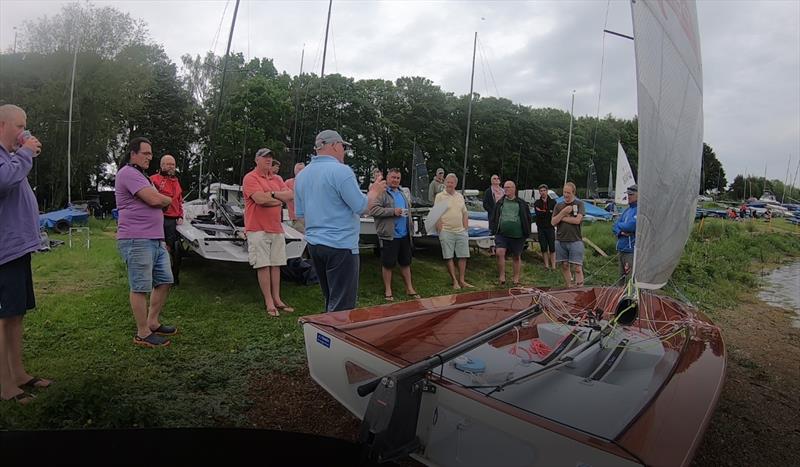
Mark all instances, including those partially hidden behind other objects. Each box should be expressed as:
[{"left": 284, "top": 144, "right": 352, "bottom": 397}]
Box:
[
  {"left": 613, "top": 184, "right": 638, "bottom": 278},
  {"left": 294, "top": 130, "right": 385, "bottom": 312}
]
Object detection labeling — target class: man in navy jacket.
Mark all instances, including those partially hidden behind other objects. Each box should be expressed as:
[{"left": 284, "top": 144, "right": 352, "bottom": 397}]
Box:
[{"left": 612, "top": 184, "right": 638, "bottom": 278}]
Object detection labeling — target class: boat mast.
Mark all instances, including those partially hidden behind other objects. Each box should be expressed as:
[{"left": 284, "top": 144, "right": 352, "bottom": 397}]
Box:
[
  {"left": 291, "top": 45, "right": 305, "bottom": 161},
  {"left": 67, "top": 29, "right": 79, "bottom": 207},
  {"left": 461, "top": 31, "right": 477, "bottom": 194},
  {"left": 206, "top": 0, "right": 241, "bottom": 198},
  {"left": 315, "top": 0, "right": 333, "bottom": 131},
  {"left": 563, "top": 90, "right": 575, "bottom": 186}
]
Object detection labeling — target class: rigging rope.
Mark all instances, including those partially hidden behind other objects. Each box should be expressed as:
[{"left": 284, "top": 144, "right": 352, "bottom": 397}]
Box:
[{"left": 590, "top": 0, "right": 613, "bottom": 159}]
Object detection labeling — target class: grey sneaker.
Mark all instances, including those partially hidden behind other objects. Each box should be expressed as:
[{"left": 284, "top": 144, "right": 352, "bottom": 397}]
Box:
[{"left": 133, "top": 333, "right": 171, "bottom": 348}]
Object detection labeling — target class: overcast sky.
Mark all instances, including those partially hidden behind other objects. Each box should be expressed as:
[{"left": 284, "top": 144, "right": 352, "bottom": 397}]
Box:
[{"left": 1, "top": 0, "right": 798, "bottom": 185}]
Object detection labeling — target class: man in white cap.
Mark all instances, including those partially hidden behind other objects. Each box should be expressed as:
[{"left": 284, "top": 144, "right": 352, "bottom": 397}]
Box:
[
  {"left": 428, "top": 167, "right": 445, "bottom": 203},
  {"left": 294, "top": 130, "right": 385, "bottom": 312}
]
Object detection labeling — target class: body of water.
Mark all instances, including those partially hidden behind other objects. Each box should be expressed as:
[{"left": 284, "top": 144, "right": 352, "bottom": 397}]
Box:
[{"left": 758, "top": 260, "right": 800, "bottom": 327}]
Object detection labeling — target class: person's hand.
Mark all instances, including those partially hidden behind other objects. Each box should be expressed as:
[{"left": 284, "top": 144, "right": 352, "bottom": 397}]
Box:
[
  {"left": 177, "top": 218, "right": 184, "bottom": 225},
  {"left": 394, "top": 208, "right": 403, "bottom": 216},
  {"left": 436, "top": 220, "right": 443, "bottom": 233},
  {"left": 23, "top": 136, "right": 42, "bottom": 157},
  {"left": 368, "top": 174, "right": 386, "bottom": 196}
]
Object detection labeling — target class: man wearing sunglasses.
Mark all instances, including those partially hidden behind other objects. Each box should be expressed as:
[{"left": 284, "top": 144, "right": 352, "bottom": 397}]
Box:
[{"left": 294, "top": 130, "right": 385, "bottom": 312}]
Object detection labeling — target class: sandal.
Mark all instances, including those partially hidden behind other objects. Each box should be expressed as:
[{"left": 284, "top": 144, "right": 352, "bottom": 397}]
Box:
[
  {"left": 21, "top": 377, "right": 52, "bottom": 390},
  {"left": 277, "top": 305, "right": 295, "bottom": 313},
  {"left": 2, "top": 391, "right": 36, "bottom": 405},
  {"left": 384, "top": 295, "right": 395, "bottom": 302},
  {"left": 150, "top": 324, "right": 177, "bottom": 336},
  {"left": 133, "top": 333, "right": 171, "bottom": 348},
  {"left": 407, "top": 292, "right": 421, "bottom": 299},
  {"left": 267, "top": 308, "right": 280, "bottom": 317},
  {"left": 499, "top": 280, "right": 506, "bottom": 287}
]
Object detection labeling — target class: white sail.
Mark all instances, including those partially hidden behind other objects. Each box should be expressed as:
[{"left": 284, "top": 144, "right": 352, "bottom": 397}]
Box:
[
  {"left": 614, "top": 142, "right": 636, "bottom": 205},
  {"left": 631, "top": 0, "right": 704, "bottom": 290}
]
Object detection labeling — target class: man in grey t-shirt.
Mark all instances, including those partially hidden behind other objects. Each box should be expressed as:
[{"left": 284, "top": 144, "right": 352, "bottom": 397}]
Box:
[{"left": 551, "top": 182, "right": 585, "bottom": 287}]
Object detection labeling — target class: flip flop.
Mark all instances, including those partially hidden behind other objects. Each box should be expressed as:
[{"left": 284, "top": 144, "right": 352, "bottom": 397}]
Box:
[
  {"left": 277, "top": 305, "right": 295, "bottom": 313},
  {"left": 384, "top": 295, "right": 394, "bottom": 302},
  {"left": 21, "top": 377, "right": 52, "bottom": 390},
  {"left": 267, "top": 309, "right": 280, "bottom": 317},
  {"left": 2, "top": 392, "right": 36, "bottom": 405},
  {"left": 407, "top": 292, "right": 421, "bottom": 299}
]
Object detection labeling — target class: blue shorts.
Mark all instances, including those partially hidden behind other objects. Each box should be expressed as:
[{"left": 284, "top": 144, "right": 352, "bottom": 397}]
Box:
[
  {"left": 555, "top": 240, "right": 584, "bottom": 265},
  {"left": 117, "top": 239, "right": 173, "bottom": 292}
]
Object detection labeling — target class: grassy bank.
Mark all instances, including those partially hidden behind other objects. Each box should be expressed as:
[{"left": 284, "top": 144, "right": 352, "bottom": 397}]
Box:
[{"left": 0, "top": 217, "right": 798, "bottom": 430}]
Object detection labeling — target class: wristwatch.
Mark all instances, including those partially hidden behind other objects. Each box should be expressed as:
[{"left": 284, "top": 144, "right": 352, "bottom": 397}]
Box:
[{"left": 270, "top": 191, "right": 275, "bottom": 198}]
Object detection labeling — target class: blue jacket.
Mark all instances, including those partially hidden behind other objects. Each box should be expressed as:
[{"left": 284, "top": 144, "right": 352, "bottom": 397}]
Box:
[{"left": 612, "top": 202, "right": 637, "bottom": 253}]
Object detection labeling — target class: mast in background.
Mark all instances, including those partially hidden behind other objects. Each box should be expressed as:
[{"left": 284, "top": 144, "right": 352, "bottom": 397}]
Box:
[{"left": 461, "top": 31, "right": 477, "bottom": 194}]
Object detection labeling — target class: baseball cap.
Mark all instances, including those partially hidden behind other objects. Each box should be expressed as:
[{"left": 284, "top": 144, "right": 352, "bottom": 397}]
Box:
[
  {"left": 626, "top": 184, "right": 638, "bottom": 195},
  {"left": 314, "top": 130, "right": 351, "bottom": 149},
  {"left": 538, "top": 184, "right": 548, "bottom": 190},
  {"left": 255, "top": 148, "right": 273, "bottom": 158},
  {"left": 436, "top": 168, "right": 445, "bottom": 175}
]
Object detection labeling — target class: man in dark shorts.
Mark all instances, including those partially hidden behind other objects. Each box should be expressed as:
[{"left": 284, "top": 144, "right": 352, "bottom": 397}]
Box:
[
  {"left": 0, "top": 104, "right": 52, "bottom": 404},
  {"left": 150, "top": 154, "right": 184, "bottom": 284},
  {"left": 369, "top": 168, "right": 419, "bottom": 301},
  {"left": 533, "top": 184, "right": 557, "bottom": 270},
  {"left": 489, "top": 180, "right": 531, "bottom": 286}
]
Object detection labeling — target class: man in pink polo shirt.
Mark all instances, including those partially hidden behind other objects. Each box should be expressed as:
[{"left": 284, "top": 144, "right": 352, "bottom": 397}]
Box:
[
  {"left": 242, "top": 148, "right": 295, "bottom": 317},
  {"left": 284, "top": 161, "right": 305, "bottom": 232}
]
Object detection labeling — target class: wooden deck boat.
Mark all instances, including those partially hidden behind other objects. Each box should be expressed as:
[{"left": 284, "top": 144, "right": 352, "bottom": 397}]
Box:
[{"left": 300, "top": 287, "right": 724, "bottom": 466}]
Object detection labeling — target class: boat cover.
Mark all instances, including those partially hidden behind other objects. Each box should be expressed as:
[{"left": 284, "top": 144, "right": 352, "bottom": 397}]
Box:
[{"left": 39, "top": 207, "right": 90, "bottom": 230}]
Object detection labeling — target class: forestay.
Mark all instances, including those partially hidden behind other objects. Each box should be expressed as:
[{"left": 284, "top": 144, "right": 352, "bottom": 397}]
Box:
[{"left": 631, "top": 0, "right": 704, "bottom": 289}]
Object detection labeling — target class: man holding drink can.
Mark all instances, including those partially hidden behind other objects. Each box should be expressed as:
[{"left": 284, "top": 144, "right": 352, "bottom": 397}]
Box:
[
  {"left": 551, "top": 182, "right": 586, "bottom": 288},
  {"left": 0, "top": 104, "right": 51, "bottom": 404},
  {"left": 368, "top": 168, "right": 419, "bottom": 301}
]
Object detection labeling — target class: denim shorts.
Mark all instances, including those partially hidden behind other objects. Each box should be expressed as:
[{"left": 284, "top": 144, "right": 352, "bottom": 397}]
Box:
[
  {"left": 555, "top": 240, "right": 584, "bottom": 265},
  {"left": 117, "top": 239, "right": 174, "bottom": 292}
]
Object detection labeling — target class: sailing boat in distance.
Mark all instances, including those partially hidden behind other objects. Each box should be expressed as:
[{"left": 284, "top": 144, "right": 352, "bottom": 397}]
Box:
[{"left": 615, "top": 141, "right": 636, "bottom": 205}]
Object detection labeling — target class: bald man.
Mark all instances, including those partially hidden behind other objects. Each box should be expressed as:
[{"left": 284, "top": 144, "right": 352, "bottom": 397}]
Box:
[
  {"left": 0, "top": 104, "right": 51, "bottom": 404},
  {"left": 150, "top": 154, "right": 184, "bottom": 284}
]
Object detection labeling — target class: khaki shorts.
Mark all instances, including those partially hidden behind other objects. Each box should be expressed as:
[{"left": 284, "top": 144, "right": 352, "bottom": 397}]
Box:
[{"left": 247, "top": 231, "right": 287, "bottom": 268}]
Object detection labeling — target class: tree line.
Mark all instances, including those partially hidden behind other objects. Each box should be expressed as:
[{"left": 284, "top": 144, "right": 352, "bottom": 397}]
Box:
[{"left": 1, "top": 3, "right": 754, "bottom": 211}]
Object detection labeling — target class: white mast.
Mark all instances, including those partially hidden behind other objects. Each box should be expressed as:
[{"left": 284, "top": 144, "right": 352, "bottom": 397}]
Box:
[
  {"left": 563, "top": 90, "right": 575, "bottom": 186},
  {"left": 461, "top": 31, "right": 477, "bottom": 194}
]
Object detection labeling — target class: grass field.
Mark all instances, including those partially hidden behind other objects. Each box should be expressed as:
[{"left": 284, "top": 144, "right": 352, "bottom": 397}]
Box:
[{"left": 0, "top": 216, "right": 798, "bottom": 429}]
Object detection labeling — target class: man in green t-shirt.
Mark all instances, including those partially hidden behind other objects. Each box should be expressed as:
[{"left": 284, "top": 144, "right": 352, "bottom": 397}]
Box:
[
  {"left": 489, "top": 180, "right": 531, "bottom": 286},
  {"left": 551, "top": 182, "right": 585, "bottom": 287}
]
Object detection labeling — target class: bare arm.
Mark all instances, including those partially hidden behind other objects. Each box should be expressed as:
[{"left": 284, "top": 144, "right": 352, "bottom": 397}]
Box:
[
  {"left": 136, "top": 186, "right": 172, "bottom": 208},
  {"left": 560, "top": 214, "right": 584, "bottom": 225},
  {"left": 462, "top": 211, "right": 469, "bottom": 229},
  {"left": 273, "top": 190, "right": 293, "bottom": 202},
  {"left": 250, "top": 191, "right": 283, "bottom": 207}
]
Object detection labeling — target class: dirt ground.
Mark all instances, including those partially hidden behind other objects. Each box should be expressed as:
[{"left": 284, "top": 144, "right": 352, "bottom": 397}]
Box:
[{"left": 247, "top": 296, "right": 800, "bottom": 466}]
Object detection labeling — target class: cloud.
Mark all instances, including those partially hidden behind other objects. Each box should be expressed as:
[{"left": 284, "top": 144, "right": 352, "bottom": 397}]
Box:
[{"left": 2, "top": 0, "right": 797, "bottom": 183}]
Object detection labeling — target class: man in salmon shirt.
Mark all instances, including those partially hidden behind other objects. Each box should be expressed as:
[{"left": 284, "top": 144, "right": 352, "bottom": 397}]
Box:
[
  {"left": 150, "top": 154, "right": 183, "bottom": 284},
  {"left": 242, "top": 148, "right": 295, "bottom": 317},
  {"left": 284, "top": 162, "right": 305, "bottom": 232}
]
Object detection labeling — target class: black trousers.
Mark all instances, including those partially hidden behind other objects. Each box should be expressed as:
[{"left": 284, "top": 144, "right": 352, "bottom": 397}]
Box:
[{"left": 307, "top": 244, "right": 359, "bottom": 312}]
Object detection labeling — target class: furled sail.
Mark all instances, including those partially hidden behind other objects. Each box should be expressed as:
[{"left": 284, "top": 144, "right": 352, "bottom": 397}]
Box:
[
  {"left": 586, "top": 159, "right": 599, "bottom": 198},
  {"left": 409, "top": 144, "right": 431, "bottom": 206},
  {"left": 615, "top": 142, "right": 636, "bottom": 205},
  {"left": 631, "top": 0, "right": 704, "bottom": 289},
  {"left": 608, "top": 164, "right": 614, "bottom": 198}
]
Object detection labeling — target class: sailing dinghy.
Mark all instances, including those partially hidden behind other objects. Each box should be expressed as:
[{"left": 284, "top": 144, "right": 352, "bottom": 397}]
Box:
[{"left": 301, "top": 1, "right": 724, "bottom": 465}]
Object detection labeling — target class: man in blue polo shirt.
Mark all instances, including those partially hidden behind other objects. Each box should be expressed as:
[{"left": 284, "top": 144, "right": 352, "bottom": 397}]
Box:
[{"left": 294, "top": 130, "right": 385, "bottom": 312}]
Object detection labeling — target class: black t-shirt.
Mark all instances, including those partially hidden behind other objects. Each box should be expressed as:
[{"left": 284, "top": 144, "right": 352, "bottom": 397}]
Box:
[{"left": 533, "top": 197, "right": 556, "bottom": 229}]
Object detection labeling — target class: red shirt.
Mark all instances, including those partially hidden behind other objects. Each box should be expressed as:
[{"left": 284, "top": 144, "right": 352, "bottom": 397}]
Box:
[
  {"left": 150, "top": 173, "right": 184, "bottom": 219},
  {"left": 243, "top": 169, "right": 288, "bottom": 233}
]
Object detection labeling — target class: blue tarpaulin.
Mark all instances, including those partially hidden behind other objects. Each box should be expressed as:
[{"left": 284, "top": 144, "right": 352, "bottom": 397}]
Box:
[{"left": 39, "top": 207, "right": 90, "bottom": 231}]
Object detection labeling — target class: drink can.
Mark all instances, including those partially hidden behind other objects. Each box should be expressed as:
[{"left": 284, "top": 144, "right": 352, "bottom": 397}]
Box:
[
  {"left": 402, "top": 208, "right": 409, "bottom": 217},
  {"left": 17, "top": 130, "right": 32, "bottom": 146},
  {"left": 572, "top": 205, "right": 578, "bottom": 216}
]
